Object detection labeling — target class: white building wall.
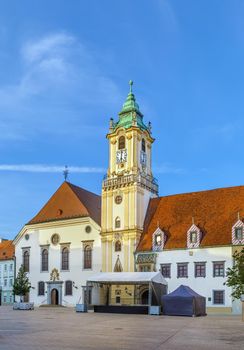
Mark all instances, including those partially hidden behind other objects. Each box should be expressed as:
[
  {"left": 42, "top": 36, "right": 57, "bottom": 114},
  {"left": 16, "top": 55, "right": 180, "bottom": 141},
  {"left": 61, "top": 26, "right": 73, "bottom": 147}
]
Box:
[
  {"left": 0, "top": 259, "right": 14, "bottom": 304},
  {"left": 155, "top": 246, "right": 233, "bottom": 310},
  {"left": 14, "top": 217, "right": 101, "bottom": 306}
]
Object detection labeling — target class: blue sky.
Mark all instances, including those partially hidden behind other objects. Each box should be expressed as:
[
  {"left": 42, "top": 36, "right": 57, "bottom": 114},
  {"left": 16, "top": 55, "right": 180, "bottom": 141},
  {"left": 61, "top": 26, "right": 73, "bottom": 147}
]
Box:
[{"left": 0, "top": 0, "right": 244, "bottom": 239}]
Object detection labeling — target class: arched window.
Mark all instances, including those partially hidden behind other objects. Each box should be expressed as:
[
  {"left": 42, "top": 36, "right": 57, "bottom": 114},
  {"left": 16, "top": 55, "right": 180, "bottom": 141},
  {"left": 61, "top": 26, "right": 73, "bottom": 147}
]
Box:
[
  {"left": 115, "top": 217, "right": 121, "bottom": 229},
  {"left": 118, "top": 136, "right": 125, "bottom": 150},
  {"left": 115, "top": 240, "right": 122, "bottom": 252},
  {"left": 142, "top": 138, "right": 146, "bottom": 152},
  {"left": 84, "top": 245, "right": 92, "bottom": 269},
  {"left": 38, "top": 281, "right": 45, "bottom": 296},
  {"left": 65, "top": 280, "right": 73, "bottom": 296},
  {"left": 61, "top": 247, "right": 69, "bottom": 271},
  {"left": 41, "top": 249, "right": 48, "bottom": 272},
  {"left": 23, "top": 250, "right": 30, "bottom": 272}
]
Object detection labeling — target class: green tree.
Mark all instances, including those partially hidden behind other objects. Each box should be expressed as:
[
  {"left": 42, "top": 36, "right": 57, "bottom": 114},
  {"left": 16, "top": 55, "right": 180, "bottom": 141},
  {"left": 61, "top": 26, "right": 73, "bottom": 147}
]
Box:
[
  {"left": 13, "top": 265, "right": 31, "bottom": 302},
  {"left": 225, "top": 248, "right": 244, "bottom": 299}
]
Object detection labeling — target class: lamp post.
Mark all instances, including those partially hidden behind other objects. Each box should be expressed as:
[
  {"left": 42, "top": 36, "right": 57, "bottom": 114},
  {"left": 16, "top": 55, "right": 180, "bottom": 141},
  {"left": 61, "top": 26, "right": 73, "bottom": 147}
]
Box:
[{"left": 0, "top": 286, "right": 2, "bottom": 306}]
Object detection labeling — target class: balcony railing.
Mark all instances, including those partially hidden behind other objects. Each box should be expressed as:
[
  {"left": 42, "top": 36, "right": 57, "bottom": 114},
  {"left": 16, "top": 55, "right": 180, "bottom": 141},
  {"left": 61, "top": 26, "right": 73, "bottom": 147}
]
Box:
[{"left": 102, "top": 173, "right": 158, "bottom": 195}]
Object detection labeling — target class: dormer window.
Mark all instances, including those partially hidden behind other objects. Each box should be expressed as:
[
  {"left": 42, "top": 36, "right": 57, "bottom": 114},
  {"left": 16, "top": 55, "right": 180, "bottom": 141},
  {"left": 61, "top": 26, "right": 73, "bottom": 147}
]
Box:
[
  {"left": 190, "top": 231, "right": 198, "bottom": 244},
  {"left": 152, "top": 228, "right": 166, "bottom": 251},
  {"left": 232, "top": 219, "right": 244, "bottom": 245},
  {"left": 155, "top": 234, "right": 162, "bottom": 246},
  {"left": 187, "top": 224, "right": 202, "bottom": 248},
  {"left": 235, "top": 227, "right": 243, "bottom": 240}
]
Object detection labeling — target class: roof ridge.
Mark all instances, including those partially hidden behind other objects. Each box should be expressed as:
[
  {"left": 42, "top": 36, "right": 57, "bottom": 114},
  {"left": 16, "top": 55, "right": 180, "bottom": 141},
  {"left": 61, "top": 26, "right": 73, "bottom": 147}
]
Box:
[
  {"left": 65, "top": 182, "right": 91, "bottom": 216},
  {"left": 66, "top": 181, "right": 100, "bottom": 198},
  {"left": 157, "top": 184, "right": 244, "bottom": 200}
]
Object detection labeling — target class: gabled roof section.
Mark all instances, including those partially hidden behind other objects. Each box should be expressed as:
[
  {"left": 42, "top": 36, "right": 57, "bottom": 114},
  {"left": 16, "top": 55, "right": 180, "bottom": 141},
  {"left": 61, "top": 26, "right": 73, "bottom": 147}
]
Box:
[
  {"left": 137, "top": 185, "right": 244, "bottom": 251},
  {"left": 28, "top": 181, "right": 101, "bottom": 226},
  {"left": 0, "top": 240, "right": 14, "bottom": 260}
]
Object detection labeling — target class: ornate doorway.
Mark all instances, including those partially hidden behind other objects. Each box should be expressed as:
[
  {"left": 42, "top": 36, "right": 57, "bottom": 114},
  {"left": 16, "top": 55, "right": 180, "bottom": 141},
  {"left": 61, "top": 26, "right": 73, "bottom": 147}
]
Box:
[
  {"left": 51, "top": 288, "right": 59, "bottom": 305},
  {"left": 141, "top": 290, "right": 149, "bottom": 305}
]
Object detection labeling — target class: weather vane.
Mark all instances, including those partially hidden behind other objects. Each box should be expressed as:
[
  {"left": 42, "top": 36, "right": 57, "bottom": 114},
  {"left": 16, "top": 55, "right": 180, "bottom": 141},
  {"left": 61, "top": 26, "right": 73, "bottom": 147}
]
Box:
[{"left": 63, "top": 165, "right": 69, "bottom": 181}]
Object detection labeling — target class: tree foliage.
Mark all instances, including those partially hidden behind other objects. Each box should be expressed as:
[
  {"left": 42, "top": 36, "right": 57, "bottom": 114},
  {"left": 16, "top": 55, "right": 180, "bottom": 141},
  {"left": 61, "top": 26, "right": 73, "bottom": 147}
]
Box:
[
  {"left": 13, "top": 265, "right": 31, "bottom": 299},
  {"left": 225, "top": 248, "right": 244, "bottom": 299}
]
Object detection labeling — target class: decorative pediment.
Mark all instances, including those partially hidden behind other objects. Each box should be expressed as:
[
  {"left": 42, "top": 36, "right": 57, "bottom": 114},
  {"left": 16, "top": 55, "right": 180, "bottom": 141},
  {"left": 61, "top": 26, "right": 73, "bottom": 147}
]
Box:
[
  {"left": 232, "top": 220, "right": 244, "bottom": 245},
  {"left": 152, "top": 227, "right": 166, "bottom": 252},
  {"left": 187, "top": 224, "right": 202, "bottom": 249}
]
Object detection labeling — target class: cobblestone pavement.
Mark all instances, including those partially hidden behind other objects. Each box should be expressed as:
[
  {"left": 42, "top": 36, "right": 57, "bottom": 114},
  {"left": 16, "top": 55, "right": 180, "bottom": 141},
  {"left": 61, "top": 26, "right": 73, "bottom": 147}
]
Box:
[{"left": 0, "top": 306, "right": 243, "bottom": 350}]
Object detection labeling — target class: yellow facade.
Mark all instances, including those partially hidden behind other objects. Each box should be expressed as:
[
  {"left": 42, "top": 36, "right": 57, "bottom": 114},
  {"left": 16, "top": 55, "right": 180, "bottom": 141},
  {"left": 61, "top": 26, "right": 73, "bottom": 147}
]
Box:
[{"left": 101, "top": 84, "right": 158, "bottom": 274}]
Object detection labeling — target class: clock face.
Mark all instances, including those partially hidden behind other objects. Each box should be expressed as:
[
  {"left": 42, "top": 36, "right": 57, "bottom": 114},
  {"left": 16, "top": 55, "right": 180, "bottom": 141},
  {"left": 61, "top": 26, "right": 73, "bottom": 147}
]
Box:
[
  {"left": 121, "top": 149, "right": 127, "bottom": 162},
  {"left": 116, "top": 151, "right": 122, "bottom": 163},
  {"left": 116, "top": 149, "right": 127, "bottom": 163}
]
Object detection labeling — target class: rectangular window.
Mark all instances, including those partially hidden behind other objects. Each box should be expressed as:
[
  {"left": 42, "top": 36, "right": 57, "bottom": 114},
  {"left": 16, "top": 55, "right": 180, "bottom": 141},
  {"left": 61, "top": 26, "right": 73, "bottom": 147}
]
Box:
[
  {"left": 235, "top": 227, "right": 243, "bottom": 240},
  {"left": 65, "top": 281, "right": 73, "bottom": 296},
  {"left": 177, "top": 263, "right": 188, "bottom": 278},
  {"left": 161, "top": 264, "right": 171, "bottom": 278},
  {"left": 4, "top": 264, "right": 7, "bottom": 271},
  {"left": 9, "top": 278, "right": 13, "bottom": 286},
  {"left": 195, "top": 262, "right": 206, "bottom": 277},
  {"left": 3, "top": 296, "right": 6, "bottom": 303},
  {"left": 190, "top": 231, "right": 197, "bottom": 243},
  {"left": 213, "top": 262, "right": 225, "bottom": 277},
  {"left": 10, "top": 264, "right": 13, "bottom": 271},
  {"left": 116, "top": 296, "right": 121, "bottom": 304},
  {"left": 38, "top": 281, "right": 45, "bottom": 296},
  {"left": 213, "top": 290, "right": 224, "bottom": 304},
  {"left": 4, "top": 279, "right": 7, "bottom": 286}
]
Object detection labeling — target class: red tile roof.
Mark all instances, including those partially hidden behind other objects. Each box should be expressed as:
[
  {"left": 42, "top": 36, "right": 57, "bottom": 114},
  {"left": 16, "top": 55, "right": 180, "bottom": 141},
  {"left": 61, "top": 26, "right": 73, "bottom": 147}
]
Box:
[
  {"left": 28, "top": 181, "right": 101, "bottom": 226},
  {"left": 137, "top": 185, "right": 244, "bottom": 251},
  {"left": 0, "top": 240, "right": 14, "bottom": 260}
]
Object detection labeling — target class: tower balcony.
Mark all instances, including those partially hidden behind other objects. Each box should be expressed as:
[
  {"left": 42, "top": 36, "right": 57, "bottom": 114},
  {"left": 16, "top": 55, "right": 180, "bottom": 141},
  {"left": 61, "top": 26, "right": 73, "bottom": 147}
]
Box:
[{"left": 102, "top": 173, "right": 158, "bottom": 195}]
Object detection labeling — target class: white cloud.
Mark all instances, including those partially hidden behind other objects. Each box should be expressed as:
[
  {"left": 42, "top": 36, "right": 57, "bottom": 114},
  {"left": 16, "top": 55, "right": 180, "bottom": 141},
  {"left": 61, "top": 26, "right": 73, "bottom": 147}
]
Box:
[
  {"left": 0, "top": 32, "right": 121, "bottom": 141},
  {"left": 22, "top": 33, "right": 76, "bottom": 63},
  {"left": 0, "top": 164, "right": 105, "bottom": 173}
]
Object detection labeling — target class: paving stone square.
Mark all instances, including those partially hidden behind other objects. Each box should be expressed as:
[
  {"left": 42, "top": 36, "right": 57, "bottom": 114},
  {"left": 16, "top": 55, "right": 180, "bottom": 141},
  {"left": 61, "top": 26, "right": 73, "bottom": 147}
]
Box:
[{"left": 0, "top": 306, "right": 243, "bottom": 350}]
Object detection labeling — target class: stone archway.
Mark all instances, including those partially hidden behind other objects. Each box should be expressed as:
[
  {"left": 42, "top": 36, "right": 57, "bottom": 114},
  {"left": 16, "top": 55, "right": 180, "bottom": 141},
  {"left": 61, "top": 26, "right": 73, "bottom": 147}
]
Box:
[
  {"left": 141, "top": 290, "right": 149, "bottom": 305},
  {"left": 47, "top": 281, "right": 63, "bottom": 305},
  {"left": 51, "top": 288, "right": 59, "bottom": 305}
]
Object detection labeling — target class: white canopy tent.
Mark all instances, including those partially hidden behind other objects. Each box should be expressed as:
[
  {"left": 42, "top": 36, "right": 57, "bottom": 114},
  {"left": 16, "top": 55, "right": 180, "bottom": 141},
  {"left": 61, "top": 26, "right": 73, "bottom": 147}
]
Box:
[
  {"left": 86, "top": 272, "right": 167, "bottom": 314},
  {"left": 87, "top": 272, "right": 167, "bottom": 285}
]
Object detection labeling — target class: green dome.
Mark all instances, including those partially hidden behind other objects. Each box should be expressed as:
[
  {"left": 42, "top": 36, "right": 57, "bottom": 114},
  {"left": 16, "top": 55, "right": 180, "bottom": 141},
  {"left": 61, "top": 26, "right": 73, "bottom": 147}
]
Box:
[{"left": 111, "top": 81, "right": 149, "bottom": 132}]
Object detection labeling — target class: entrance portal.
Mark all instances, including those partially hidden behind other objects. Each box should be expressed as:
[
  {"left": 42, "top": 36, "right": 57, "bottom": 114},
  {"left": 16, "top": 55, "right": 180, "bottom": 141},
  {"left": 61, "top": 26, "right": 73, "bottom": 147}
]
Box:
[
  {"left": 51, "top": 288, "right": 59, "bottom": 305},
  {"left": 141, "top": 290, "right": 149, "bottom": 305}
]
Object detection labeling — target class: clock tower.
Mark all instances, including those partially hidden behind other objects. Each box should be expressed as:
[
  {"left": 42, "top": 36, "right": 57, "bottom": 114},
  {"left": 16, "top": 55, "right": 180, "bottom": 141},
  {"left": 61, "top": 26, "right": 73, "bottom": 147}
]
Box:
[{"left": 101, "top": 81, "right": 158, "bottom": 272}]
